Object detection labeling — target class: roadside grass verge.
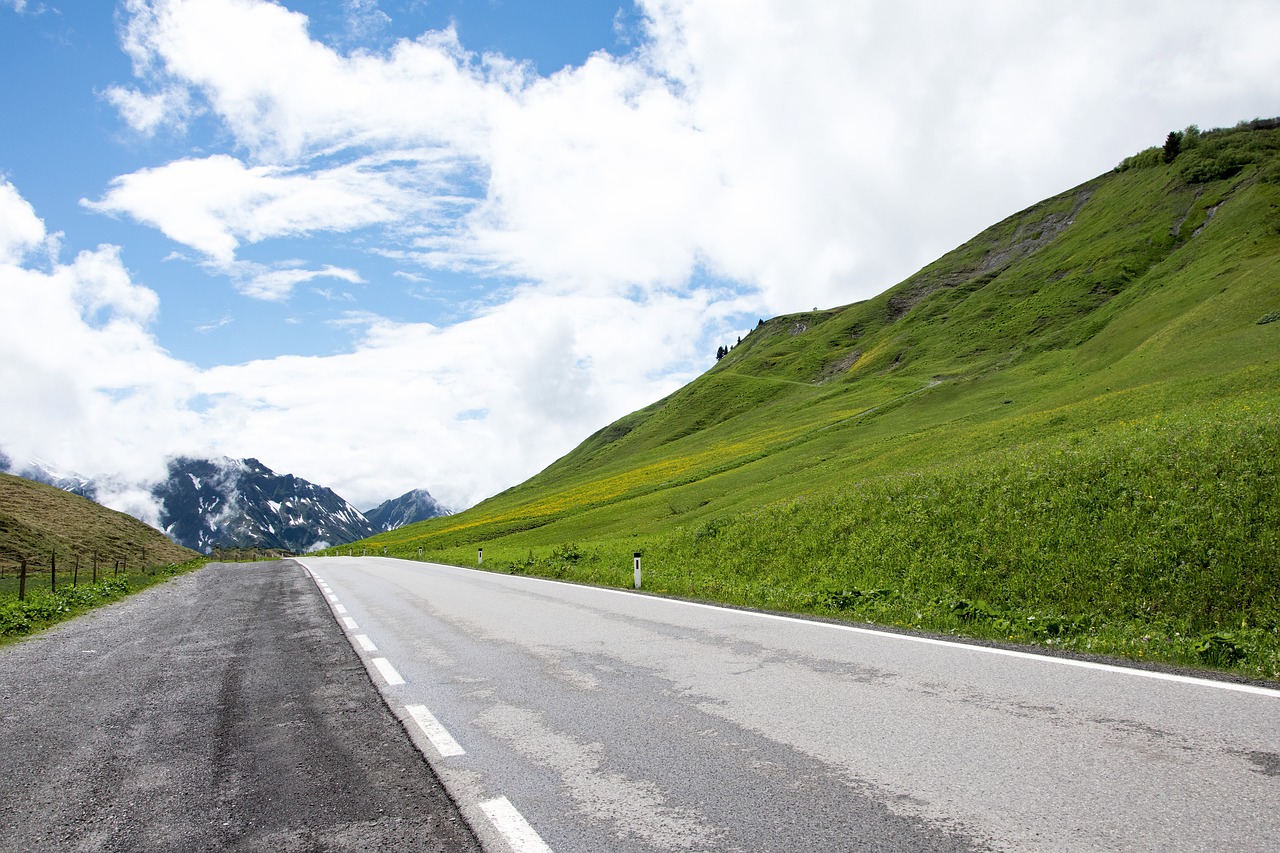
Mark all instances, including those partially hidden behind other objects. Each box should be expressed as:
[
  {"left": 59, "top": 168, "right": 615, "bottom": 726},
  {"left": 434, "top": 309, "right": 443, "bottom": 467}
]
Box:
[
  {"left": 0, "top": 559, "right": 205, "bottom": 643},
  {"left": 408, "top": 398, "right": 1280, "bottom": 681}
]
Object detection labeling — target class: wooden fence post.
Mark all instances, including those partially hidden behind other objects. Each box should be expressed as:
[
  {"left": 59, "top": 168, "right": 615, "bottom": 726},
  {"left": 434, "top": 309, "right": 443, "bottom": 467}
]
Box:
[
  {"left": 19, "top": 558, "right": 27, "bottom": 601},
  {"left": 51, "top": 550, "right": 56, "bottom": 593},
  {"left": 93, "top": 552, "right": 98, "bottom": 584},
  {"left": 73, "top": 554, "right": 79, "bottom": 587}
]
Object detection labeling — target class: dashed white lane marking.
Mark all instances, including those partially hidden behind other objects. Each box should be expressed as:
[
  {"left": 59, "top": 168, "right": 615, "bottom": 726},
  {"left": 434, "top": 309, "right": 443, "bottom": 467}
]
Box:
[
  {"left": 371, "top": 657, "right": 405, "bottom": 686},
  {"left": 297, "top": 559, "right": 547, "bottom": 851},
  {"left": 480, "top": 797, "right": 552, "bottom": 853},
  {"left": 406, "top": 704, "right": 466, "bottom": 757}
]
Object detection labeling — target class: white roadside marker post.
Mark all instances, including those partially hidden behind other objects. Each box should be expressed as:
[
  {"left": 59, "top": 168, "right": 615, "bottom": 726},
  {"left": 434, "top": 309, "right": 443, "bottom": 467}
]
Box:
[
  {"left": 478, "top": 548, "right": 483, "bottom": 566},
  {"left": 633, "top": 552, "right": 642, "bottom": 589}
]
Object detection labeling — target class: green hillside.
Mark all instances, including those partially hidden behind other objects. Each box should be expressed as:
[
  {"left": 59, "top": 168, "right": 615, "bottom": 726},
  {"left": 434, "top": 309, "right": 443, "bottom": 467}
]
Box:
[
  {"left": 341, "top": 120, "right": 1280, "bottom": 678},
  {"left": 1, "top": 473, "right": 201, "bottom": 638}
]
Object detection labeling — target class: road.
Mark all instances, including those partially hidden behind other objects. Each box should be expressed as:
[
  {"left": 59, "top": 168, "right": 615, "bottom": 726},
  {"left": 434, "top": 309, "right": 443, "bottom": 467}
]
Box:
[
  {"left": 298, "top": 555, "right": 1280, "bottom": 853},
  {"left": 0, "top": 561, "right": 481, "bottom": 852}
]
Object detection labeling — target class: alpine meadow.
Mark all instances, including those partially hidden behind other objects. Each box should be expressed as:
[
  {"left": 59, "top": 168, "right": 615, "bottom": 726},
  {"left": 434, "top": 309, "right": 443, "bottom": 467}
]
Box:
[{"left": 327, "top": 120, "right": 1280, "bottom": 680}]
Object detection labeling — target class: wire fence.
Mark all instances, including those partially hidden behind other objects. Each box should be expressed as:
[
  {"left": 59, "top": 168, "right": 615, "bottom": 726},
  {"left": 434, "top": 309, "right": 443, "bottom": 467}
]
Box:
[
  {"left": 1, "top": 546, "right": 310, "bottom": 602},
  {"left": 0, "top": 550, "right": 151, "bottom": 602}
]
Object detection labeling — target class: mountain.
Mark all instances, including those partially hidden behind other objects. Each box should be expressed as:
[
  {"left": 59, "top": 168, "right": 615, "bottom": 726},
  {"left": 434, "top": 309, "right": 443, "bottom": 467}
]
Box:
[
  {"left": 0, "top": 472, "right": 197, "bottom": 572},
  {"left": 350, "top": 120, "right": 1280, "bottom": 675},
  {"left": 364, "top": 489, "right": 451, "bottom": 532},
  {"left": 153, "top": 457, "right": 378, "bottom": 554},
  {"left": 4, "top": 458, "right": 98, "bottom": 500}
]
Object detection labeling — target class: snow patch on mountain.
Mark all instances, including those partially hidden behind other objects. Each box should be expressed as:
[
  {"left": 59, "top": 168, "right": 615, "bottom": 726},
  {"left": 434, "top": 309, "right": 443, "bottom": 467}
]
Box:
[
  {"left": 364, "top": 488, "right": 452, "bottom": 532},
  {"left": 2, "top": 447, "right": 444, "bottom": 554}
]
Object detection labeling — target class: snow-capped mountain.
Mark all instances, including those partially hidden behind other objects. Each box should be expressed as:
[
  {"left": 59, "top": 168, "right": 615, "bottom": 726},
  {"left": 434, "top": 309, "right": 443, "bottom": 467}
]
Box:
[
  {"left": 2, "top": 449, "right": 445, "bottom": 554},
  {"left": 364, "top": 488, "right": 451, "bottom": 532},
  {"left": 6, "top": 457, "right": 98, "bottom": 499},
  {"left": 153, "top": 457, "right": 378, "bottom": 554}
]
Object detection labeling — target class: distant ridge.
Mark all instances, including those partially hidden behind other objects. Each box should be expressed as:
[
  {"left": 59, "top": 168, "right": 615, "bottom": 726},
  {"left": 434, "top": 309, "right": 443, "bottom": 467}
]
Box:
[
  {"left": 3, "top": 452, "right": 448, "bottom": 556},
  {"left": 153, "top": 457, "right": 379, "bottom": 554},
  {"left": 365, "top": 489, "right": 451, "bottom": 533}
]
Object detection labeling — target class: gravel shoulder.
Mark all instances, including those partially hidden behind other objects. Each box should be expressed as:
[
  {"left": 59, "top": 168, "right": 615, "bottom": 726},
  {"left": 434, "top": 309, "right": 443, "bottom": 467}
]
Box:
[{"left": 0, "top": 560, "right": 482, "bottom": 853}]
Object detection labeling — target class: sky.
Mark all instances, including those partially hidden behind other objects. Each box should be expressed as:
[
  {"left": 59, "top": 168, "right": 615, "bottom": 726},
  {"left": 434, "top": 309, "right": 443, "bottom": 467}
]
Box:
[{"left": 1, "top": 0, "right": 1278, "bottom": 523}]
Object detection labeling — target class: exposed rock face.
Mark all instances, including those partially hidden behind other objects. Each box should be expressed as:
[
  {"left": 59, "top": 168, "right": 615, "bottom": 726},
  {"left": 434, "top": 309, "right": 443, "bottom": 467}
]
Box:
[
  {"left": 364, "top": 488, "right": 451, "bottom": 532},
  {"left": 153, "top": 457, "right": 378, "bottom": 554}
]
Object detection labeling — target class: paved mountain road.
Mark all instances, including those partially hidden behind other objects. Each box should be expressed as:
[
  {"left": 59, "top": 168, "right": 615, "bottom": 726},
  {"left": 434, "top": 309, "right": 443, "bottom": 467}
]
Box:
[
  {"left": 299, "top": 556, "right": 1280, "bottom": 853},
  {"left": 0, "top": 561, "right": 481, "bottom": 852}
]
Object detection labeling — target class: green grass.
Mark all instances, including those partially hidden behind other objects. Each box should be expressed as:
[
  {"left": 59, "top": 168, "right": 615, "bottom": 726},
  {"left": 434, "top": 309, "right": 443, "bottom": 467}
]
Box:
[
  {"left": 0, "top": 469, "right": 203, "bottom": 639},
  {"left": 0, "top": 559, "right": 205, "bottom": 642},
  {"left": 0, "top": 472, "right": 198, "bottom": 574},
  {"left": 326, "top": 121, "right": 1280, "bottom": 680}
]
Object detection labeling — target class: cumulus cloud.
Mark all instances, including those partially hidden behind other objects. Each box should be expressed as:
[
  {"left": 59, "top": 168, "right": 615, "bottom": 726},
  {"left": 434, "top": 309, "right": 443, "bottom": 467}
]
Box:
[
  {"left": 0, "top": 179, "right": 47, "bottom": 264},
  {"left": 103, "top": 84, "right": 192, "bottom": 136},
  {"left": 1, "top": 178, "right": 710, "bottom": 510},
  {"left": 0, "top": 181, "right": 198, "bottom": 497},
  {"left": 98, "top": 0, "right": 1280, "bottom": 311},
  {"left": 190, "top": 285, "right": 715, "bottom": 508},
  {"left": 85, "top": 154, "right": 415, "bottom": 265}
]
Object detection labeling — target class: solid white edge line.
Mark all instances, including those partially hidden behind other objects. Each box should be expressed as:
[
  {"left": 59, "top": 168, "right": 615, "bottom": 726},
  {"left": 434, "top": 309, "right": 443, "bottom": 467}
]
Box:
[
  {"left": 342, "top": 616, "right": 358, "bottom": 630},
  {"left": 354, "top": 633, "right": 378, "bottom": 652},
  {"left": 479, "top": 797, "right": 552, "bottom": 853},
  {"left": 406, "top": 704, "right": 466, "bottom": 757},
  {"left": 353, "top": 558, "right": 1280, "bottom": 700},
  {"left": 659, "top": 596, "right": 1280, "bottom": 698},
  {"left": 371, "top": 657, "right": 405, "bottom": 686}
]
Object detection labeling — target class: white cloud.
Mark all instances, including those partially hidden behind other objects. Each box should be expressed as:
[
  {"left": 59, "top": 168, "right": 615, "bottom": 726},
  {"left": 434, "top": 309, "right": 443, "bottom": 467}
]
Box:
[
  {"left": 194, "top": 314, "right": 234, "bottom": 333},
  {"left": 234, "top": 263, "right": 363, "bottom": 302},
  {"left": 1, "top": 179, "right": 717, "bottom": 511},
  {"left": 100, "top": 0, "right": 1280, "bottom": 313},
  {"left": 85, "top": 154, "right": 415, "bottom": 265},
  {"left": 341, "top": 0, "right": 391, "bottom": 45},
  {"left": 103, "top": 84, "right": 192, "bottom": 135},
  {"left": 0, "top": 179, "right": 47, "bottom": 264},
  {"left": 188, "top": 286, "right": 713, "bottom": 509},
  {"left": 115, "top": 0, "right": 500, "bottom": 159},
  {"left": 0, "top": 187, "right": 199, "bottom": 494}
]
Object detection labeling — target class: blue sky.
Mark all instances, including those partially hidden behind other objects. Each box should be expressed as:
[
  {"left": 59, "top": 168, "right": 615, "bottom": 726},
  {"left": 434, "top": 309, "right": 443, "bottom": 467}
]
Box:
[
  {"left": 2, "top": 0, "right": 1278, "bottom": 523},
  {"left": 2, "top": 0, "right": 646, "bottom": 368}
]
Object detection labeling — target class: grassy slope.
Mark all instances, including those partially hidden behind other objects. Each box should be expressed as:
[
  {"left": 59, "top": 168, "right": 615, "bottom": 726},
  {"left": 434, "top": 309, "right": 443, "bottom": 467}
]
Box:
[
  {"left": 342, "top": 123, "right": 1280, "bottom": 678},
  {"left": 0, "top": 473, "right": 202, "bottom": 638},
  {"left": 0, "top": 472, "right": 196, "bottom": 572}
]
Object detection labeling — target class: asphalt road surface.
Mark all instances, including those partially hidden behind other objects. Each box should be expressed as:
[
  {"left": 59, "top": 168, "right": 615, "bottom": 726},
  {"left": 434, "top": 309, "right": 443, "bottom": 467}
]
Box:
[
  {"left": 298, "top": 556, "right": 1280, "bottom": 853},
  {"left": 0, "top": 561, "right": 481, "bottom": 853}
]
